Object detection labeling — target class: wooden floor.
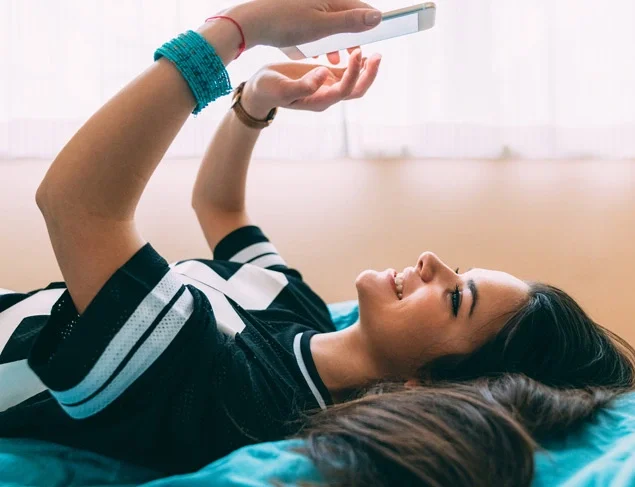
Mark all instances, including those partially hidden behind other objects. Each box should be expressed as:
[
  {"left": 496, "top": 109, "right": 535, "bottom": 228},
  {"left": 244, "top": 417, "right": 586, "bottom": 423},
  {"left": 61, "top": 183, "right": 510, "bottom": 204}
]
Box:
[{"left": 1, "top": 158, "right": 634, "bottom": 345}]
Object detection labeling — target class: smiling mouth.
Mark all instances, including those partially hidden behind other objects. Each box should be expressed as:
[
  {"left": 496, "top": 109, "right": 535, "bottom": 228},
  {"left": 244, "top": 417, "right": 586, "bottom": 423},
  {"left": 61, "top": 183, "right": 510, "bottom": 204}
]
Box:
[{"left": 395, "top": 271, "right": 404, "bottom": 300}]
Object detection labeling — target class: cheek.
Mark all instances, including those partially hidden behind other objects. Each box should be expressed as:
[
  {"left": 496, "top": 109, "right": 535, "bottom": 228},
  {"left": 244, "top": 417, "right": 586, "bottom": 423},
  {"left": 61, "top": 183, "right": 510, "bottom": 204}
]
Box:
[
  {"left": 404, "top": 293, "right": 439, "bottom": 332},
  {"left": 358, "top": 286, "right": 455, "bottom": 361},
  {"left": 364, "top": 301, "right": 438, "bottom": 366},
  {"left": 393, "top": 297, "right": 453, "bottom": 359}
]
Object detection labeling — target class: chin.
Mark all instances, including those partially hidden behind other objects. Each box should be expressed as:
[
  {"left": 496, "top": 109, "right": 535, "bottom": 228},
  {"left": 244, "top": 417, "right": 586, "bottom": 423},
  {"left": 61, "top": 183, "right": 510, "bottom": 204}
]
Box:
[
  {"left": 355, "top": 269, "right": 378, "bottom": 290},
  {"left": 356, "top": 270, "right": 392, "bottom": 307}
]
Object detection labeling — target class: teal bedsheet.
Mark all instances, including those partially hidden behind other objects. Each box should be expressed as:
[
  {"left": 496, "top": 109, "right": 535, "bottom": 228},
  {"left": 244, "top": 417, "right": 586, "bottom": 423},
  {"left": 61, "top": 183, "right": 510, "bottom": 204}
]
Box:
[{"left": 1, "top": 301, "right": 634, "bottom": 487}]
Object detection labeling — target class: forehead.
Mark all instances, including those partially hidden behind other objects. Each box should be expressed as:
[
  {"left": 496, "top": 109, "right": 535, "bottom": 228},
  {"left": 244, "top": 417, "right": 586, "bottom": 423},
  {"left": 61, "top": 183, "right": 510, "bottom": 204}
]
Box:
[{"left": 468, "top": 268, "right": 530, "bottom": 321}]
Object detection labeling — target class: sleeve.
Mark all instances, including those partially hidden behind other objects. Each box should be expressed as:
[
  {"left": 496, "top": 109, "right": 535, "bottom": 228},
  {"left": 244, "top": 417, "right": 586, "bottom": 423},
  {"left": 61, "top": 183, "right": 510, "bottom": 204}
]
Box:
[
  {"left": 27, "top": 243, "right": 219, "bottom": 420},
  {"left": 213, "top": 225, "right": 303, "bottom": 280}
]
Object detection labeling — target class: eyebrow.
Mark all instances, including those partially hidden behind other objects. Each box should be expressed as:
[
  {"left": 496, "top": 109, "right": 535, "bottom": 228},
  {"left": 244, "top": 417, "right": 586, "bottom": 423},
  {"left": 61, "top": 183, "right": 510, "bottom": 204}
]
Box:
[{"left": 468, "top": 278, "right": 479, "bottom": 318}]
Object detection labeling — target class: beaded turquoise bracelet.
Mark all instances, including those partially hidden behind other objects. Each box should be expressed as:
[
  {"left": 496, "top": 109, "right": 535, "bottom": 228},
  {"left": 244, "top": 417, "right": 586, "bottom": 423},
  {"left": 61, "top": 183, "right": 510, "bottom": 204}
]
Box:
[{"left": 154, "top": 30, "right": 232, "bottom": 115}]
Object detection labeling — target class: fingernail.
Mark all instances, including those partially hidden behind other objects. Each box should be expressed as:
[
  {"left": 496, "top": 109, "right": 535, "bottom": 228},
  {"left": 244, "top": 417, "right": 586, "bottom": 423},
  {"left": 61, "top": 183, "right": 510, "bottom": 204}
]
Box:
[{"left": 364, "top": 11, "right": 382, "bottom": 26}]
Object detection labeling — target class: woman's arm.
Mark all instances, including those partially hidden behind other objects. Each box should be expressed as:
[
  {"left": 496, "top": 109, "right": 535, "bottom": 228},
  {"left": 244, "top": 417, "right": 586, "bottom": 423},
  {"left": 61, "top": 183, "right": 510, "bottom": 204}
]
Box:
[
  {"left": 35, "top": 20, "right": 242, "bottom": 313},
  {"left": 191, "top": 88, "right": 269, "bottom": 251},
  {"left": 192, "top": 53, "right": 381, "bottom": 252}
]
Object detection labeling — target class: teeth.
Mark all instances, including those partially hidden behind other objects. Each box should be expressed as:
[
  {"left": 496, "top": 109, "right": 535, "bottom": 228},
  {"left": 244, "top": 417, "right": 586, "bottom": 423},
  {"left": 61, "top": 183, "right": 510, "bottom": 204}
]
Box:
[{"left": 395, "top": 272, "right": 404, "bottom": 300}]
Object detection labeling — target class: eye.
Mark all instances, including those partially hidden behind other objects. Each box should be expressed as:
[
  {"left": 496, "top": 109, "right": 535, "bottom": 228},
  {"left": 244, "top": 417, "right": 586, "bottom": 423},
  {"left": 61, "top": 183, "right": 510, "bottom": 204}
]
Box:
[{"left": 451, "top": 284, "right": 461, "bottom": 317}]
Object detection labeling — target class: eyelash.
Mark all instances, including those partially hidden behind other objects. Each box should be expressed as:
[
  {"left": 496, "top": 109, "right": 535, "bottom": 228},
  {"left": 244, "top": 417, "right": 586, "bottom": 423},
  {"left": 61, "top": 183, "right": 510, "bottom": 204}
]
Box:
[{"left": 452, "top": 268, "right": 461, "bottom": 317}]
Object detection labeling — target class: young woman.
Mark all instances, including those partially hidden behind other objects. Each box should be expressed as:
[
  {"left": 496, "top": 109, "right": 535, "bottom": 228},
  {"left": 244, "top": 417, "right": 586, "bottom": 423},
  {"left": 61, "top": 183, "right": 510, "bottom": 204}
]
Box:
[{"left": 0, "top": 0, "right": 633, "bottom": 475}]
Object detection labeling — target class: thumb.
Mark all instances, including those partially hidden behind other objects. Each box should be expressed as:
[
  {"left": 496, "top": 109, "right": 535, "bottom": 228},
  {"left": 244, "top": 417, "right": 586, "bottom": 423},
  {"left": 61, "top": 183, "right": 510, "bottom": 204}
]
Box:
[
  {"left": 282, "top": 67, "right": 329, "bottom": 100},
  {"left": 328, "top": 8, "right": 382, "bottom": 34}
]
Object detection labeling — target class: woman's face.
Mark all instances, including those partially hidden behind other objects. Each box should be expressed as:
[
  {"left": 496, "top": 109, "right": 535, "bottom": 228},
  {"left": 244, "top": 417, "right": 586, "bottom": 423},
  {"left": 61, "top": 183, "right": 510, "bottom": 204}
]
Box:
[{"left": 355, "top": 251, "right": 530, "bottom": 378}]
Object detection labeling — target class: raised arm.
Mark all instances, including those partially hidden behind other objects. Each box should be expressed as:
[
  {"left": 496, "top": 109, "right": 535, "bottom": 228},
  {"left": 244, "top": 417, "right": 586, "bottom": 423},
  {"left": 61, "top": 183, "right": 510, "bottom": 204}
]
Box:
[
  {"left": 35, "top": 0, "right": 382, "bottom": 313},
  {"left": 35, "top": 21, "right": 242, "bottom": 313},
  {"left": 190, "top": 89, "right": 265, "bottom": 251},
  {"left": 192, "top": 52, "right": 382, "bottom": 253}
]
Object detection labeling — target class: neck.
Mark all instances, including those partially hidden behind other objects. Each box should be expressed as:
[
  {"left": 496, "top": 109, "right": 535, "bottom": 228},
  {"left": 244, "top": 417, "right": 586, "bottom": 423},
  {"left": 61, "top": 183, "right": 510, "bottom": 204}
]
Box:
[{"left": 310, "top": 321, "right": 384, "bottom": 402}]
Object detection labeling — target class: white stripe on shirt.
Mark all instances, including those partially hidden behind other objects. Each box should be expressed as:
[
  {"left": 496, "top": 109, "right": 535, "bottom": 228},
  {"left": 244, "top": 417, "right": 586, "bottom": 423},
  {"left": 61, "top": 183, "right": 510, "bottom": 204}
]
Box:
[
  {"left": 58, "top": 288, "right": 195, "bottom": 419},
  {"left": 293, "top": 333, "right": 327, "bottom": 411},
  {"left": 0, "top": 289, "right": 65, "bottom": 355},
  {"left": 53, "top": 271, "right": 183, "bottom": 405},
  {"left": 0, "top": 360, "right": 47, "bottom": 413},
  {"left": 229, "top": 242, "right": 285, "bottom": 265},
  {"left": 173, "top": 260, "right": 288, "bottom": 310}
]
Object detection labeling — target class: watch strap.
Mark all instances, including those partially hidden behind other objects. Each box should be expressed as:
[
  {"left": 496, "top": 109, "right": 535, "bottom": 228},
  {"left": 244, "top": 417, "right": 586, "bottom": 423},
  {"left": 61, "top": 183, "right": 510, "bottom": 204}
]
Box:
[{"left": 231, "top": 82, "right": 277, "bottom": 129}]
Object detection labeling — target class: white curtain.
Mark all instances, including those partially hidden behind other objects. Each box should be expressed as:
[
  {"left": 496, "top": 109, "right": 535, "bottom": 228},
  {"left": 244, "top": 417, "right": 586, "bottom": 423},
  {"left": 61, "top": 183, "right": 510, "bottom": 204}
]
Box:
[{"left": 1, "top": 0, "right": 634, "bottom": 160}]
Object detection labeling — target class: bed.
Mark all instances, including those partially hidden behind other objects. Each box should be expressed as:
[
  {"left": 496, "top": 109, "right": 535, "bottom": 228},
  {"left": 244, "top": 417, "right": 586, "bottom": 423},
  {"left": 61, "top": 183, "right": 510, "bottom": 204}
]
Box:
[{"left": 1, "top": 300, "right": 634, "bottom": 487}]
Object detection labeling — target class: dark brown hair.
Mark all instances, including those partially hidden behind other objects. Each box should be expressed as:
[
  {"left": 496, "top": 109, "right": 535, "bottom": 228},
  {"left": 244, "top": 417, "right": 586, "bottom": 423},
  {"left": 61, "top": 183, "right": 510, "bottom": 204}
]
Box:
[
  {"left": 298, "top": 374, "right": 617, "bottom": 487},
  {"left": 424, "top": 282, "right": 635, "bottom": 389}
]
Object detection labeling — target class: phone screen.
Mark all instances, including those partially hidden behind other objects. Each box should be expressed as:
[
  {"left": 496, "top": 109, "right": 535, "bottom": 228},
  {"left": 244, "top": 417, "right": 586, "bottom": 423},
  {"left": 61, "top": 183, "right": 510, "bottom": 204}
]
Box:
[{"left": 296, "top": 11, "right": 421, "bottom": 58}]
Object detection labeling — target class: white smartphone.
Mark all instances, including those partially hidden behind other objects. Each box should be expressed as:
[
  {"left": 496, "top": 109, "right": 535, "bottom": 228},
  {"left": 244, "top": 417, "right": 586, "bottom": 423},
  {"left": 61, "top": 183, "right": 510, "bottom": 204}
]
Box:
[{"left": 280, "top": 3, "right": 436, "bottom": 60}]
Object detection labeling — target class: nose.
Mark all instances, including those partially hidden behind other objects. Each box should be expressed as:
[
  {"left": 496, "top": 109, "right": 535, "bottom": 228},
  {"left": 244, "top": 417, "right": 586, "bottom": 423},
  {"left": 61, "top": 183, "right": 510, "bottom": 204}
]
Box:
[{"left": 416, "top": 251, "right": 451, "bottom": 283}]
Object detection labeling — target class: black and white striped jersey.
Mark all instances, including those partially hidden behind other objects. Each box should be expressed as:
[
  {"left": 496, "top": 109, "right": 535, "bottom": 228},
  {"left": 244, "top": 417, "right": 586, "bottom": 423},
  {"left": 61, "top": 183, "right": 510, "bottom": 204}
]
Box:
[{"left": 0, "top": 226, "right": 335, "bottom": 474}]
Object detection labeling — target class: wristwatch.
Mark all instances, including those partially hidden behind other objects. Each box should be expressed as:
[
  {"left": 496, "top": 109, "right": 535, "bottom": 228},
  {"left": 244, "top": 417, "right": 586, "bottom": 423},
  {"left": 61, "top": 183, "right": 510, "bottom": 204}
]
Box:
[{"left": 231, "top": 82, "right": 278, "bottom": 129}]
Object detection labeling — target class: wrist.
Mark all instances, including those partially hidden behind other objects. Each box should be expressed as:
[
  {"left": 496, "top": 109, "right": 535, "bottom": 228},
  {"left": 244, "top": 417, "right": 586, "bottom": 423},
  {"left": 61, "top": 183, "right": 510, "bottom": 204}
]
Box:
[
  {"left": 239, "top": 82, "right": 276, "bottom": 120},
  {"left": 196, "top": 19, "right": 244, "bottom": 65},
  {"left": 223, "top": 4, "right": 263, "bottom": 50}
]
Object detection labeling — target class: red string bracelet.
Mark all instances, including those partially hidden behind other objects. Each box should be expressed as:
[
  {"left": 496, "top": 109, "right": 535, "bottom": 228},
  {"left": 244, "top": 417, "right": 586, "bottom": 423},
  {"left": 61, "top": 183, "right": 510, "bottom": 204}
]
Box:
[{"left": 205, "top": 15, "right": 246, "bottom": 60}]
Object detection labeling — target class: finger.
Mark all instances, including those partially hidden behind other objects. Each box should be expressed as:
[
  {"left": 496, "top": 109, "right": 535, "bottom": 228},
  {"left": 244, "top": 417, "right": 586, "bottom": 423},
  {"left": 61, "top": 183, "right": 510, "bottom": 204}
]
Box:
[
  {"left": 334, "top": 48, "right": 363, "bottom": 98},
  {"left": 286, "top": 50, "right": 364, "bottom": 111},
  {"left": 307, "top": 49, "right": 361, "bottom": 106},
  {"left": 293, "top": 53, "right": 362, "bottom": 111},
  {"left": 347, "top": 46, "right": 361, "bottom": 55},
  {"left": 327, "top": 51, "right": 341, "bottom": 65},
  {"left": 268, "top": 61, "right": 345, "bottom": 81},
  {"left": 325, "top": 8, "right": 382, "bottom": 35},
  {"left": 280, "top": 66, "right": 330, "bottom": 101},
  {"left": 348, "top": 53, "right": 381, "bottom": 99},
  {"left": 350, "top": 54, "right": 381, "bottom": 98}
]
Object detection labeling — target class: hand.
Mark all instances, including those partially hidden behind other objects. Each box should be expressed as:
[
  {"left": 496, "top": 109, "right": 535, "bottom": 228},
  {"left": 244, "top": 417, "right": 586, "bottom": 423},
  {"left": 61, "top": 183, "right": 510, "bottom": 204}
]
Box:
[
  {"left": 240, "top": 49, "right": 381, "bottom": 116},
  {"left": 226, "top": 0, "right": 382, "bottom": 48}
]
